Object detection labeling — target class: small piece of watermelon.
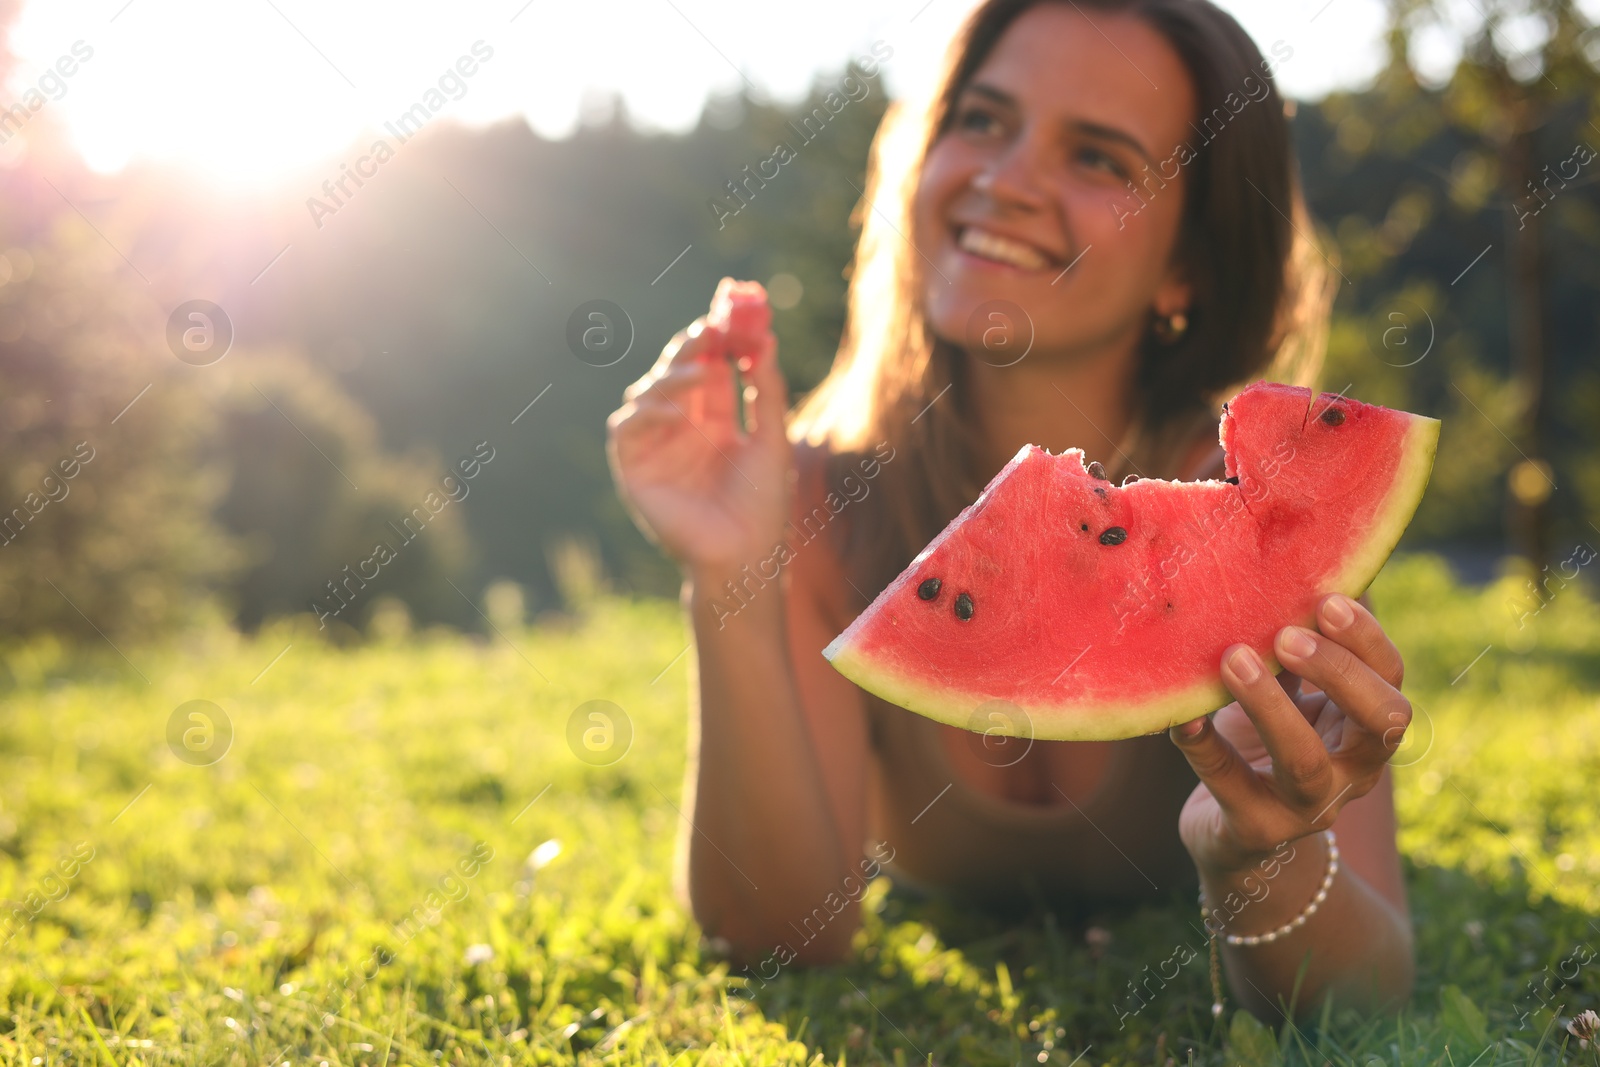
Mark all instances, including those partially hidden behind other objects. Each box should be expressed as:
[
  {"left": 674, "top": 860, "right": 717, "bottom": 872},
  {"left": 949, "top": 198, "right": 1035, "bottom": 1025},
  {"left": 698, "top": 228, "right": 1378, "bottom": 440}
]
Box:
[
  {"left": 701, "top": 278, "right": 771, "bottom": 362},
  {"left": 822, "top": 383, "right": 1440, "bottom": 740}
]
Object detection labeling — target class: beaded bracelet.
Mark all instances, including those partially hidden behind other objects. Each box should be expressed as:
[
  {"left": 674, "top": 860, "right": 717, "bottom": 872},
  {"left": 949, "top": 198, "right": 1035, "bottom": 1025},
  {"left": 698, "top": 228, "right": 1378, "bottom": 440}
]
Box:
[{"left": 1198, "top": 829, "right": 1339, "bottom": 1016}]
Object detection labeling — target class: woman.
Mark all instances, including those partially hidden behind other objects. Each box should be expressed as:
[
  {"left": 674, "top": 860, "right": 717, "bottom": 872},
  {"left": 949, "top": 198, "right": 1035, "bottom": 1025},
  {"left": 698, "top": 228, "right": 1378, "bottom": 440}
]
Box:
[{"left": 607, "top": 0, "right": 1415, "bottom": 1021}]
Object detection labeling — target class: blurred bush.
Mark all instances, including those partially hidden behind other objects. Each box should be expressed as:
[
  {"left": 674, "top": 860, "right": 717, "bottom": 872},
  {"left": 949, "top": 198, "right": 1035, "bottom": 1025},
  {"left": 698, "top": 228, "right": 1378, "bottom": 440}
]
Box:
[{"left": 205, "top": 348, "right": 472, "bottom": 630}]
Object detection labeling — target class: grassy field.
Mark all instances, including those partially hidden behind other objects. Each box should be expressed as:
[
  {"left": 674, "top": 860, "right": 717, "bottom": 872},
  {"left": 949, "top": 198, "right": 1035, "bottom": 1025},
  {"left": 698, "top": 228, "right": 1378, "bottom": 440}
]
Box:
[{"left": 1, "top": 554, "right": 1598, "bottom": 1066}]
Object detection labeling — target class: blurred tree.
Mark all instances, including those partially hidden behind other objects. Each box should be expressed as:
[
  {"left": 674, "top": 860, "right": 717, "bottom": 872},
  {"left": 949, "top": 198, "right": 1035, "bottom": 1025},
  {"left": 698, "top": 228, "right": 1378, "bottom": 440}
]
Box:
[
  {"left": 0, "top": 206, "right": 477, "bottom": 641},
  {"left": 1307, "top": 0, "right": 1600, "bottom": 572},
  {"left": 1415, "top": 0, "right": 1592, "bottom": 572},
  {"left": 0, "top": 201, "right": 239, "bottom": 643},
  {"left": 0, "top": 0, "right": 237, "bottom": 645},
  {"left": 0, "top": 0, "right": 479, "bottom": 641}
]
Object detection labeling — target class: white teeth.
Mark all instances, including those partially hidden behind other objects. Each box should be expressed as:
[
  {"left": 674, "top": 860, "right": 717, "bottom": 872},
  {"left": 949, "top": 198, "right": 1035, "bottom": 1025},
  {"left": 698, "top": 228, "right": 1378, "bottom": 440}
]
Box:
[{"left": 957, "top": 226, "right": 1052, "bottom": 270}]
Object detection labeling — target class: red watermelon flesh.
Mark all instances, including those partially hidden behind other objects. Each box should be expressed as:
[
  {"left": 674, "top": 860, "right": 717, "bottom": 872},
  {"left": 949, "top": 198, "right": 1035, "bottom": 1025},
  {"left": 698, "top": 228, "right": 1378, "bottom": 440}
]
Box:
[
  {"left": 701, "top": 278, "right": 771, "bottom": 361},
  {"left": 822, "top": 383, "right": 1439, "bottom": 740}
]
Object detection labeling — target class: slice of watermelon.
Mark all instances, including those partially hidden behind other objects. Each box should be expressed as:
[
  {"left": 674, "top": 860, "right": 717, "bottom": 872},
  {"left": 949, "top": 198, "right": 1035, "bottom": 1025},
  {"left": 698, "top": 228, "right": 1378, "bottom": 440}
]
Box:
[
  {"left": 822, "top": 384, "right": 1440, "bottom": 741},
  {"left": 700, "top": 278, "right": 771, "bottom": 362}
]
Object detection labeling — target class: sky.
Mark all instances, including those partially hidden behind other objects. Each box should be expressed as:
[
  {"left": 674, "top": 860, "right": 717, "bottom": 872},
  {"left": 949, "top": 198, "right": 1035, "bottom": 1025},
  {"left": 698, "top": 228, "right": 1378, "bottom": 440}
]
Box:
[{"left": 0, "top": 0, "right": 1586, "bottom": 188}]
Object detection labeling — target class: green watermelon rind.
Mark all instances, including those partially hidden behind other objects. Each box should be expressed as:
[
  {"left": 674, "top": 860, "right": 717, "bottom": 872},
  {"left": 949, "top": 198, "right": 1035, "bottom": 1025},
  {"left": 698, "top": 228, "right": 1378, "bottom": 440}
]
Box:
[
  {"left": 823, "top": 412, "right": 1440, "bottom": 742},
  {"left": 1324, "top": 414, "right": 1440, "bottom": 600}
]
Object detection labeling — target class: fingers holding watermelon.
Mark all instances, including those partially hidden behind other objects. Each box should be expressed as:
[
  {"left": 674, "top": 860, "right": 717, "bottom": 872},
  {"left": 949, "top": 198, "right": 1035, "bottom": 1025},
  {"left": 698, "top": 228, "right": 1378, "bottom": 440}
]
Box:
[
  {"left": 1273, "top": 601, "right": 1414, "bottom": 773},
  {"left": 1230, "top": 643, "right": 1339, "bottom": 805},
  {"left": 606, "top": 280, "right": 791, "bottom": 574},
  {"left": 737, "top": 328, "right": 789, "bottom": 449},
  {"left": 1171, "top": 648, "right": 1336, "bottom": 866},
  {"left": 1171, "top": 597, "right": 1415, "bottom": 873},
  {"left": 1165, "top": 706, "right": 1272, "bottom": 819},
  {"left": 1316, "top": 592, "right": 1405, "bottom": 690}
]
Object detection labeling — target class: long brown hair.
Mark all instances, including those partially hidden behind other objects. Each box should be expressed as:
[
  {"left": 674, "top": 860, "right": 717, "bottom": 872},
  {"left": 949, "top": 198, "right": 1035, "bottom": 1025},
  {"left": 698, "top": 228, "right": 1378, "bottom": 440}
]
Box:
[{"left": 789, "top": 0, "right": 1334, "bottom": 603}]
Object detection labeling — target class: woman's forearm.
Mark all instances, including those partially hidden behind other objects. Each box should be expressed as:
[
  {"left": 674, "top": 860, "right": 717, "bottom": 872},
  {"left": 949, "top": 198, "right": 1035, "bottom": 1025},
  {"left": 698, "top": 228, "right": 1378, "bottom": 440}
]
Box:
[
  {"left": 1199, "top": 831, "right": 1415, "bottom": 1020},
  {"left": 678, "top": 565, "right": 859, "bottom": 962}
]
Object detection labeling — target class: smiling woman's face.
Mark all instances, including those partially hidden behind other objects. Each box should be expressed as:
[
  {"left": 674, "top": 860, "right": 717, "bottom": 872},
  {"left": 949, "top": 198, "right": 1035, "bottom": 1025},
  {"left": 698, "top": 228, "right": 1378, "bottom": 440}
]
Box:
[{"left": 914, "top": 3, "right": 1199, "bottom": 363}]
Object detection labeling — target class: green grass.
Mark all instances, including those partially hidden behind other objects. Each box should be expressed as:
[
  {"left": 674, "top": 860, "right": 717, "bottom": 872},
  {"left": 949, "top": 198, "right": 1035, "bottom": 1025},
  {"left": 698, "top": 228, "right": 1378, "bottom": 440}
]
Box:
[{"left": 1, "top": 554, "right": 1598, "bottom": 1065}]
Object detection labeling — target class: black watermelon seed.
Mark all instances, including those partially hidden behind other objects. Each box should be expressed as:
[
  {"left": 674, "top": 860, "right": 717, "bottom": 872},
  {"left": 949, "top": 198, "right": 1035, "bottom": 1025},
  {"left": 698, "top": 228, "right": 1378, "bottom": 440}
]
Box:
[
  {"left": 1080, "top": 522, "right": 1089, "bottom": 532},
  {"left": 1122, "top": 474, "right": 1142, "bottom": 485},
  {"left": 1225, "top": 475, "right": 1239, "bottom": 485},
  {"left": 1086, "top": 461, "right": 1108, "bottom": 481},
  {"left": 917, "top": 577, "right": 941, "bottom": 600},
  {"left": 954, "top": 592, "right": 974, "bottom": 620},
  {"left": 1099, "top": 526, "right": 1128, "bottom": 546},
  {"left": 1320, "top": 406, "right": 1346, "bottom": 426}
]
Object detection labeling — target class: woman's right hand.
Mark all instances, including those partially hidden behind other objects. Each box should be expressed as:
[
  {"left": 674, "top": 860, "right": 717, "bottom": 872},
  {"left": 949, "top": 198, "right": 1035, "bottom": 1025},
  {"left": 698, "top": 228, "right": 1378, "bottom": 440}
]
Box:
[{"left": 605, "top": 313, "right": 793, "bottom": 576}]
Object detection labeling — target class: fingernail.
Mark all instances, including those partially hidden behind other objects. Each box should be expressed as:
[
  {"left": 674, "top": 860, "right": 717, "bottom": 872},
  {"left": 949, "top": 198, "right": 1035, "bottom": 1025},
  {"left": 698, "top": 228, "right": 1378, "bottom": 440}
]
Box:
[
  {"left": 1322, "top": 594, "right": 1355, "bottom": 630},
  {"left": 1279, "top": 626, "right": 1317, "bottom": 660},
  {"left": 1177, "top": 716, "right": 1206, "bottom": 738},
  {"left": 1228, "top": 645, "right": 1262, "bottom": 684}
]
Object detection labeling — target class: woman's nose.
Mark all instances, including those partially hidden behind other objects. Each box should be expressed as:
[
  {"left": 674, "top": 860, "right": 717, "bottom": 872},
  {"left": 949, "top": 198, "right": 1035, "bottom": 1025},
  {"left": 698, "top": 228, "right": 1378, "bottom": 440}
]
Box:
[{"left": 972, "top": 134, "right": 1050, "bottom": 210}]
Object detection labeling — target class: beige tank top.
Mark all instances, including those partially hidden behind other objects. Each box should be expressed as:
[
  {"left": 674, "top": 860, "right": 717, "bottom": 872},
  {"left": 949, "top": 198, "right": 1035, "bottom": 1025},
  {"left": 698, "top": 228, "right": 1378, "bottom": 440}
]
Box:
[{"left": 860, "top": 430, "right": 1227, "bottom": 911}]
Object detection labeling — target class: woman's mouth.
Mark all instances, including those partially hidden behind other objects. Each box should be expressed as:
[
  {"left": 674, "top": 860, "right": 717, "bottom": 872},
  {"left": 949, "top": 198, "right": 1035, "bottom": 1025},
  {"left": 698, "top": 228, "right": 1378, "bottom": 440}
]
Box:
[{"left": 954, "top": 225, "right": 1061, "bottom": 272}]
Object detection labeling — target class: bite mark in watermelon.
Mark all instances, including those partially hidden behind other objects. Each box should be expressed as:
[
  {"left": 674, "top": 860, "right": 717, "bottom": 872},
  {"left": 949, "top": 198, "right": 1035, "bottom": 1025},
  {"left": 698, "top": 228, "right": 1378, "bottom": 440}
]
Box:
[{"left": 821, "top": 383, "right": 1440, "bottom": 741}]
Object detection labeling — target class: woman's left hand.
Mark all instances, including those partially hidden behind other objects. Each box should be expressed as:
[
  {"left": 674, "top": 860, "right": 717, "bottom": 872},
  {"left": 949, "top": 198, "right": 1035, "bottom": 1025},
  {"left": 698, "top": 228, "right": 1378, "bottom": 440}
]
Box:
[{"left": 1168, "top": 591, "right": 1411, "bottom": 877}]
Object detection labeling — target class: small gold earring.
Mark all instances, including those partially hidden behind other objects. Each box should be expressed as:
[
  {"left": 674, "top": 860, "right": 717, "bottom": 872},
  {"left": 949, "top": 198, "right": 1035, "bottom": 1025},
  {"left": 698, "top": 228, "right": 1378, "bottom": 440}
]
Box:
[{"left": 1153, "top": 309, "right": 1189, "bottom": 343}]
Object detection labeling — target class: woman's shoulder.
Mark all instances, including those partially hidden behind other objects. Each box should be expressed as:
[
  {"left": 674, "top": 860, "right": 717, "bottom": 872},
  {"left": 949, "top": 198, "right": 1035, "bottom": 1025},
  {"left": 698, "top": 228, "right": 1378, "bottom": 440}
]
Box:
[
  {"left": 791, "top": 437, "right": 897, "bottom": 494},
  {"left": 786, "top": 439, "right": 862, "bottom": 627},
  {"left": 791, "top": 438, "right": 833, "bottom": 505},
  {"left": 789, "top": 436, "right": 902, "bottom": 618}
]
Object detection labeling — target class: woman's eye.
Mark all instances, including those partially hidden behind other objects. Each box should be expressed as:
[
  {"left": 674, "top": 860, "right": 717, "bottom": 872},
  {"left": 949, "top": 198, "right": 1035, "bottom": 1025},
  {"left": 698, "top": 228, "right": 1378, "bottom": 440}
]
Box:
[
  {"left": 1077, "top": 146, "right": 1129, "bottom": 179},
  {"left": 956, "top": 107, "right": 1003, "bottom": 136}
]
